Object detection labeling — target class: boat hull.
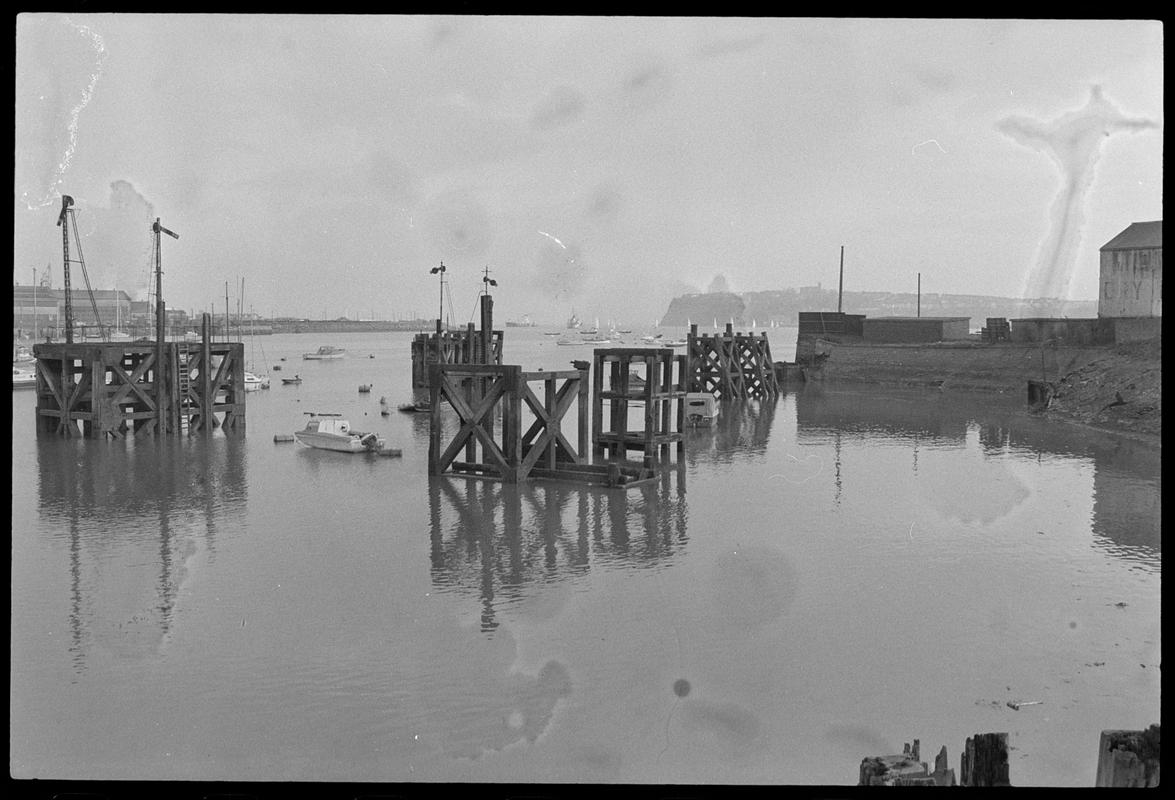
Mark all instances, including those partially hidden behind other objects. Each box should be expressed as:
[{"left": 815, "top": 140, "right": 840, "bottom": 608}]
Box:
[
  {"left": 293, "top": 431, "right": 385, "bottom": 453},
  {"left": 13, "top": 366, "right": 36, "bottom": 389}
]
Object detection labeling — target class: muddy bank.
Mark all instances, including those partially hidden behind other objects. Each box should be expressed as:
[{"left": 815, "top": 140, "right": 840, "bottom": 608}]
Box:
[
  {"left": 798, "top": 338, "right": 1161, "bottom": 441},
  {"left": 1044, "top": 339, "right": 1161, "bottom": 440}
]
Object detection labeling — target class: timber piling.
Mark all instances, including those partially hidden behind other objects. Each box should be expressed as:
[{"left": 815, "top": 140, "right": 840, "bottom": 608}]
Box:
[
  {"left": 685, "top": 322, "right": 778, "bottom": 399},
  {"left": 592, "top": 347, "right": 685, "bottom": 467},
  {"left": 31, "top": 313, "right": 245, "bottom": 438}
]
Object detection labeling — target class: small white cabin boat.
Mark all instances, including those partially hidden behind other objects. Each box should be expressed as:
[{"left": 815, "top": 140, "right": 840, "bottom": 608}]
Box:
[
  {"left": 13, "top": 366, "right": 37, "bottom": 389},
  {"left": 293, "top": 413, "right": 386, "bottom": 453},
  {"left": 684, "top": 392, "right": 719, "bottom": 426},
  {"left": 244, "top": 371, "right": 270, "bottom": 390},
  {"left": 302, "top": 345, "right": 347, "bottom": 360}
]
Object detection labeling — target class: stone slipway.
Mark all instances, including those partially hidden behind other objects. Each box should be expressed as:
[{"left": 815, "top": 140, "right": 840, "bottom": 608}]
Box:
[{"left": 804, "top": 341, "right": 1114, "bottom": 394}]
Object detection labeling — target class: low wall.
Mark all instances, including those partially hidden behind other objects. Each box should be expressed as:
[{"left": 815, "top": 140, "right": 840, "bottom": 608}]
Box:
[
  {"left": 1112, "top": 317, "right": 1162, "bottom": 343},
  {"left": 862, "top": 317, "right": 970, "bottom": 343},
  {"left": 805, "top": 340, "right": 1114, "bottom": 392},
  {"left": 1011, "top": 317, "right": 1114, "bottom": 345}
]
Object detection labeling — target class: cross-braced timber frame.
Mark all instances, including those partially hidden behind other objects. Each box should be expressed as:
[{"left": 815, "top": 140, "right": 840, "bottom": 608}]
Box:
[
  {"left": 685, "top": 322, "right": 778, "bottom": 399},
  {"left": 31, "top": 340, "right": 246, "bottom": 438},
  {"left": 428, "top": 363, "right": 589, "bottom": 482}
]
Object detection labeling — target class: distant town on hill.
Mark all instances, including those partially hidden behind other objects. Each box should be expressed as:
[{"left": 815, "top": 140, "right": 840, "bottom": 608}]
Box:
[{"left": 658, "top": 286, "right": 1098, "bottom": 327}]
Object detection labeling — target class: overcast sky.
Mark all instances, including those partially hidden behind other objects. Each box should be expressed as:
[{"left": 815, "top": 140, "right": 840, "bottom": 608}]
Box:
[{"left": 14, "top": 15, "right": 1163, "bottom": 326}]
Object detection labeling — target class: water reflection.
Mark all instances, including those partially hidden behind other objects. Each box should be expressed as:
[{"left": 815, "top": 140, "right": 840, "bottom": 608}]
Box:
[
  {"left": 428, "top": 467, "right": 688, "bottom": 633},
  {"left": 792, "top": 383, "right": 1161, "bottom": 570},
  {"left": 1089, "top": 438, "right": 1161, "bottom": 570},
  {"left": 683, "top": 396, "right": 778, "bottom": 465},
  {"left": 794, "top": 384, "right": 969, "bottom": 444},
  {"left": 35, "top": 436, "right": 247, "bottom": 673}
]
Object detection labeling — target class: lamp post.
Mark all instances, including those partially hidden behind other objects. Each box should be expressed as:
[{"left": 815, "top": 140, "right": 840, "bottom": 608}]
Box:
[
  {"left": 429, "top": 262, "right": 447, "bottom": 331},
  {"left": 32, "top": 268, "right": 37, "bottom": 341},
  {"left": 481, "top": 265, "right": 497, "bottom": 294}
]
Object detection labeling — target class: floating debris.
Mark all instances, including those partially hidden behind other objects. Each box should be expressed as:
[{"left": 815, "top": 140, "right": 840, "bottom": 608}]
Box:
[{"left": 1007, "top": 700, "right": 1043, "bottom": 710}]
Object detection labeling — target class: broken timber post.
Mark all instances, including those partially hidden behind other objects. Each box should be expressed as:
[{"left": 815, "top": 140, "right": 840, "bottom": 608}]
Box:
[
  {"left": 961, "top": 732, "right": 1010, "bottom": 787},
  {"left": 1095, "top": 725, "right": 1160, "bottom": 787},
  {"left": 858, "top": 740, "right": 935, "bottom": 785}
]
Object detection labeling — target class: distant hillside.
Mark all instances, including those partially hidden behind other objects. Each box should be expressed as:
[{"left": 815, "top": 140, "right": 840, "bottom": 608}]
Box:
[{"left": 660, "top": 288, "right": 1098, "bottom": 327}]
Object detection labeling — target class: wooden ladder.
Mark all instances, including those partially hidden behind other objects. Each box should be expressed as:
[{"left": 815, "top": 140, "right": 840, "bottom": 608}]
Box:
[{"left": 176, "top": 342, "right": 192, "bottom": 433}]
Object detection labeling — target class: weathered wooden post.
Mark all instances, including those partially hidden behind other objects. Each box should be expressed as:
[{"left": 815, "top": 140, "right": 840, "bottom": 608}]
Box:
[
  {"left": 201, "top": 314, "right": 213, "bottom": 430},
  {"left": 960, "top": 732, "right": 1010, "bottom": 786},
  {"left": 1095, "top": 726, "right": 1160, "bottom": 787}
]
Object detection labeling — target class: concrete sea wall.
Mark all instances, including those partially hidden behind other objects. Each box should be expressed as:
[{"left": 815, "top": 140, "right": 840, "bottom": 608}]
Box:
[{"left": 802, "top": 340, "right": 1115, "bottom": 393}]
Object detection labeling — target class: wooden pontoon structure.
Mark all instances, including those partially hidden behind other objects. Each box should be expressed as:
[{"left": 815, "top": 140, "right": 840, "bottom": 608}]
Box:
[
  {"left": 427, "top": 348, "right": 685, "bottom": 487},
  {"left": 411, "top": 295, "right": 504, "bottom": 389},
  {"left": 428, "top": 363, "right": 598, "bottom": 483},
  {"left": 33, "top": 314, "right": 245, "bottom": 438},
  {"left": 592, "top": 347, "right": 686, "bottom": 467},
  {"left": 685, "top": 322, "right": 779, "bottom": 399}
]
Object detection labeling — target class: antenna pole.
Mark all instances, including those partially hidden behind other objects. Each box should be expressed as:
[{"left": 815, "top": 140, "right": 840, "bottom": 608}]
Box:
[
  {"left": 58, "top": 196, "right": 75, "bottom": 343},
  {"left": 837, "top": 245, "right": 844, "bottom": 314}
]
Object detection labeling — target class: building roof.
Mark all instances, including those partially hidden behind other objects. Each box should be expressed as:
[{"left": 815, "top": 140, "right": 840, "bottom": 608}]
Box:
[
  {"left": 1100, "top": 220, "right": 1162, "bottom": 251},
  {"left": 11, "top": 285, "right": 129, "bottom": 300},
  {"left": 12, "top": 285, "right": 60, "bottom": 299}
]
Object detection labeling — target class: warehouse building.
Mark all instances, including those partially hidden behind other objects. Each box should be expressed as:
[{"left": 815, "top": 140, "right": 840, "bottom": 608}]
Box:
[{"left": 1099, "top": 220, "right": 1162, "bottom": 319}]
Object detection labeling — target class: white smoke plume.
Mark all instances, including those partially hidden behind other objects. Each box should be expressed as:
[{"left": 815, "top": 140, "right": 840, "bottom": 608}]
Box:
[{"left": 996, "top": 85, "right": 1158, "bottom": 300}]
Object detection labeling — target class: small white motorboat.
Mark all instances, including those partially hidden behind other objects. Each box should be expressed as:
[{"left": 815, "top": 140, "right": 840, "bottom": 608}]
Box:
[
  {"left": 293, "top": 413, "right": 387, "bottom": 453},
  {"left": 684, "top": 392, "right": 718, "bottom": 426},
  {"left": 13, "top": 366, "right": 36, "bottom": 389},
  {"left": 244, "top": 371, "right": 271, "bottom": 391}
]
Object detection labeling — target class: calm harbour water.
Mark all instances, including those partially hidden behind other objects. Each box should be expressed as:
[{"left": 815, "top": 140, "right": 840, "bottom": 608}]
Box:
[{"left": 10, "top": 328, "right": 1161, "bottom": 786}]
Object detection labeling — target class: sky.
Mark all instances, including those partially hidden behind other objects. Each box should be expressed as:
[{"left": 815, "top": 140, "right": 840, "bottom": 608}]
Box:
[{"left": 13, "top": 15, "right": 1164, "bottom": 327}]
